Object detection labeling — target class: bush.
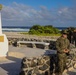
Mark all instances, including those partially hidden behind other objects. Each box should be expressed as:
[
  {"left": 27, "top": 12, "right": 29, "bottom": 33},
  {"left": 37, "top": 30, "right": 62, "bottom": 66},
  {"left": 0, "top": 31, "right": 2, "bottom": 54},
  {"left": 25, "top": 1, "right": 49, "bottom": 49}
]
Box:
[{"left": 29, "top": 25, "right": 60, "bottom": 35}]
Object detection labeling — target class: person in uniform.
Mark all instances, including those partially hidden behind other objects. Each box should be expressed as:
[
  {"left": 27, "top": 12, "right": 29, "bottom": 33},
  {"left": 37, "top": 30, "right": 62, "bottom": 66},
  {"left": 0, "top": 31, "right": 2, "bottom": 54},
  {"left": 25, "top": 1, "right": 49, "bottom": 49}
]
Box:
[
  {"left": 72, "top": 29, "right": 76, "bottom": 47},
  {"left": 56, "top": 30, "right": 70, "bottom": 75},
  {"left": 67, "top": 28, "right": 72, "bottom": 43}
]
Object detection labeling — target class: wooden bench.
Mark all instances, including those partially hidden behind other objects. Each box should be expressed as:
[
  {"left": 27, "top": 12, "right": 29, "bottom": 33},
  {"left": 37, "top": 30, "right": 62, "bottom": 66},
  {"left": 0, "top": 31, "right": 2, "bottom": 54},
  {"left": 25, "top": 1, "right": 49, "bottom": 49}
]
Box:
[{"left": 17, "top": 41, "right": 50, "bottom": 49}]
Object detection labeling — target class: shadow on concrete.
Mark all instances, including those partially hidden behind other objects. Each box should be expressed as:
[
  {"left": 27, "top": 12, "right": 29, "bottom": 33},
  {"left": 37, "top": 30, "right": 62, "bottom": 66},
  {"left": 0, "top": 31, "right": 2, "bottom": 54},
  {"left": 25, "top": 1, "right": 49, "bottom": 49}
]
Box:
[
  {"left": 0, "top": 56, "right": 22, "bottom": 75},
  {"left": 67, "top": 71, "right": 76, "bottom": 75},
  {"left": 44, "top": 49, "right": 57, "bottom": 55}
]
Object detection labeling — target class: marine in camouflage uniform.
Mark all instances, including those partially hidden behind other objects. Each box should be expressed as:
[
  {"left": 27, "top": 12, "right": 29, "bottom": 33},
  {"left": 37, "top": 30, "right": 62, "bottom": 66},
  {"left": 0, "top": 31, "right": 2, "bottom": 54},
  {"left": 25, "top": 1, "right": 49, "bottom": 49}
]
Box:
[
  {"left": 67, "top": 28, "right": 73, "bottom": 43},
  {"left": 72, "top": 29, "right": 76, "bottom": 47},
  {"left": 56, "top": 31, "right": 70, "bottom": 75}
]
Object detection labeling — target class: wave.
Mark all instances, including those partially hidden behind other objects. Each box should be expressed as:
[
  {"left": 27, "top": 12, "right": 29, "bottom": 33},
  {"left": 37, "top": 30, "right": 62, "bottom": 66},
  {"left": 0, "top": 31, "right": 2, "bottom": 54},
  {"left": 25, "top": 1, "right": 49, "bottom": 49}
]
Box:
[{"left": 2, "top": 28, "right": 30, "bottom": 32}]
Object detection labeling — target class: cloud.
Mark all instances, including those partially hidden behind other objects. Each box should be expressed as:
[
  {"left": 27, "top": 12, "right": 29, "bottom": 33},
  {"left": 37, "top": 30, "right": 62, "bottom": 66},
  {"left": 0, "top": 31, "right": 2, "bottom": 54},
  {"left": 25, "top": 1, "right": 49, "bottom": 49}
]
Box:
[
  {"left": 1, "top": 2, "right": 76, "bottom": 27},
  {"left": 58, "top": 7, "right": 76, "bottom": 20},
  {"left": 57, "top": 6, "right": 76, "bottom": 27}
]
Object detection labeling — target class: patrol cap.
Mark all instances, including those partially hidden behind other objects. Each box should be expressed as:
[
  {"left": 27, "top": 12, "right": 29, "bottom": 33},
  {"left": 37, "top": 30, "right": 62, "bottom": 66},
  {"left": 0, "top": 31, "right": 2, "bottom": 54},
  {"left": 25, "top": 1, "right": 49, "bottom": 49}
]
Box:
[
  {"left": 62, "top": 30, "right": 67, "bottom": 35},
  {"left": 74, "top": 29, "right": 76, "bottom": 32}
]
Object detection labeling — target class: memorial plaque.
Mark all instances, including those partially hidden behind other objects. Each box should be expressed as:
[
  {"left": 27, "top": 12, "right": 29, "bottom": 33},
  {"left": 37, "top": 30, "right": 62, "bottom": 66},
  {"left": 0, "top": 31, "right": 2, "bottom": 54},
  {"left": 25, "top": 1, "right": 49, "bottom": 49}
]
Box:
[
  {"left": 0, "top": 4, "right": 2, "bottom": 10},
  {"left": 0, "top": 36, "right": 4, "bottom": 42}
]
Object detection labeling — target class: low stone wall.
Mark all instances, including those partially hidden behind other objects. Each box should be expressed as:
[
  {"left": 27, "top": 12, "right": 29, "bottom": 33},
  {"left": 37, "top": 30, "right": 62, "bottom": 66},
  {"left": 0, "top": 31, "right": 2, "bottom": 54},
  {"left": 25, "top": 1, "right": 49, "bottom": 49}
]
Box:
[
  {"left": 19, "top": 55, "right": 50, "bottom": 75},
  {"left": 19, "top": 49, "right": 76, "bottom": 75},
  {"left": 8, "top": 38, "right": 56, "bottom": 45},
  {"left": 8, "top": 38, "right": 56, "bottom": 50}
]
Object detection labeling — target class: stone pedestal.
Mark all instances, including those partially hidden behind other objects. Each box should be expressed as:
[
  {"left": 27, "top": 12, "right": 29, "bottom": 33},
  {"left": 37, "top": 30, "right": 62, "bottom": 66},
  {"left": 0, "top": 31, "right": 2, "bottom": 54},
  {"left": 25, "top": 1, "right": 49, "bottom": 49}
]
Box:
[
  {"left": 0, "top": 34, "right": 8, "bottom": 57},
  {"left": 0, "top": 4, "right": 8, "bottom": 57}
]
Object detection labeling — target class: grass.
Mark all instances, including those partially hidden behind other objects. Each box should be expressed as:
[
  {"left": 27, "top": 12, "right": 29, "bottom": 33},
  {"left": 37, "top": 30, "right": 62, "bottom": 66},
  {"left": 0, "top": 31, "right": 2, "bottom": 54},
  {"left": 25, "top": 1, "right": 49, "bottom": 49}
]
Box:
[
  {"left": 20, "top": 32, "right": 28, "bottom": 34},
  {"left": 20, "top": 32, "right": 61, "bottom": 36},
  {"left": 35, "top": 33, "right": 61, "bottom": 36}
]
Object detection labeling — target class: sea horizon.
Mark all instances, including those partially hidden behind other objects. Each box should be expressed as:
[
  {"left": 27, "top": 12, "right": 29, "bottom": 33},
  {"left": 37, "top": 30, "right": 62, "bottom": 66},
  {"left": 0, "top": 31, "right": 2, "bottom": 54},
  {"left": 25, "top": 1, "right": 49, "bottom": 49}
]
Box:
[{"left": 2, "top": 26, "right": 68, "bottom": 32}]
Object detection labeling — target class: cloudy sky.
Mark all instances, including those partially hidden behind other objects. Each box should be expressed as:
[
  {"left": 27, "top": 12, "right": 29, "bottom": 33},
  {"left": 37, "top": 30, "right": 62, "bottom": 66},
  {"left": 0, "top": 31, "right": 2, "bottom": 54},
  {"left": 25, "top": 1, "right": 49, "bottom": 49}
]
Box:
[{"left": 0, "top": 0, "right": 76, "bottom": 27}]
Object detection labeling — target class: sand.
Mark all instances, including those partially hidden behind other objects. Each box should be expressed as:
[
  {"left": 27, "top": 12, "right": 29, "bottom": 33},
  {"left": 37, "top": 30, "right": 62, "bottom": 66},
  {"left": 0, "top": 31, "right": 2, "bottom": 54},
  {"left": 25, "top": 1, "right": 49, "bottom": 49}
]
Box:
[{"left": 3, "top": 32, "right": 59, "bottom": 40}]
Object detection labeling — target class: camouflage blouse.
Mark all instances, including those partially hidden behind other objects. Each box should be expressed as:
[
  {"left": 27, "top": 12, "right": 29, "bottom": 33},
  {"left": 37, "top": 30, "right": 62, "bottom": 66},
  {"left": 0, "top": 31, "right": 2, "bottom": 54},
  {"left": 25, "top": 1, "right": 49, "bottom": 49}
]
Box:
[{"left": 56, "top": 37, "right": 70, "bottom": 53}]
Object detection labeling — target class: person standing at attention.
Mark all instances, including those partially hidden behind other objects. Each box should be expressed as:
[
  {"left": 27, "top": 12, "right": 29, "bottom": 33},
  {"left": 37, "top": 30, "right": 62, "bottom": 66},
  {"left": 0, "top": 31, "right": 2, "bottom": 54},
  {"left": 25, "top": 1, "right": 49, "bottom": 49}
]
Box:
[{"left": 56, "top": 30, "right": 70, "bottom": 75}]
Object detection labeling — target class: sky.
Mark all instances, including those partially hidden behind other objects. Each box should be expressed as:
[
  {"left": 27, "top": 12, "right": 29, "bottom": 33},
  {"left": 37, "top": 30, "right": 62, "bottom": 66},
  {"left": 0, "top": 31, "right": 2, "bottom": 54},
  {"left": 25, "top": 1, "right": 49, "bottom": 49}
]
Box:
[{"left": 0, "top": 0, "right": 76, "bottom": 27}]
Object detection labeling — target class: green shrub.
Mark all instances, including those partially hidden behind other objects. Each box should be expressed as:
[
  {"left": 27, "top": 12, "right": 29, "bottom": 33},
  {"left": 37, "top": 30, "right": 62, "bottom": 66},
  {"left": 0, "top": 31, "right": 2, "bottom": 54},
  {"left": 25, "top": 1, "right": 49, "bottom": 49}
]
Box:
[{"left": 29, "top": 25, "right": 60, "bottom": 35}]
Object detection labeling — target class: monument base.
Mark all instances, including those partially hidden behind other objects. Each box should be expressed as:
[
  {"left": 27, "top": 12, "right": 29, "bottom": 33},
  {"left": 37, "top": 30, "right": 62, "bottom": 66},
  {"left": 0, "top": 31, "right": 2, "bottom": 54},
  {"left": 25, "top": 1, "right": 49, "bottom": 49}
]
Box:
[{"left": 0, "top": 34, "right": 8, "bottom": 57}]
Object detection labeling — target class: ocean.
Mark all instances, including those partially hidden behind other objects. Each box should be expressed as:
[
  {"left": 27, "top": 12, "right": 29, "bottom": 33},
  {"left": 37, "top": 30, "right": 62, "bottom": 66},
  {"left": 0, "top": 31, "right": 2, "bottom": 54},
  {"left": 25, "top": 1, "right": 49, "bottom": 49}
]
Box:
[
  {"left": 2, "top": 26, "right": 30, "bottom": 32},
  {"left": 2, "top": 26, "right": 67, "bottom": 32}
]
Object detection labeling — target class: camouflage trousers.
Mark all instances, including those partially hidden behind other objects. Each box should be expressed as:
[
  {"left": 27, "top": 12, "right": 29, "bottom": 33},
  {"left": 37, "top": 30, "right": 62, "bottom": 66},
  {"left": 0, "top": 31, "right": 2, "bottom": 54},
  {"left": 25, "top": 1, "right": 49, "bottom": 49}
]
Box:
[
  {"left": 74, "top": 38, "right": 76, "bottom": 47},
  {"left": 56, "top": 53, "right": 67, "bottom": 75},
  {"left": 50, "top": 55, "right": 58, "bottom": 75}
]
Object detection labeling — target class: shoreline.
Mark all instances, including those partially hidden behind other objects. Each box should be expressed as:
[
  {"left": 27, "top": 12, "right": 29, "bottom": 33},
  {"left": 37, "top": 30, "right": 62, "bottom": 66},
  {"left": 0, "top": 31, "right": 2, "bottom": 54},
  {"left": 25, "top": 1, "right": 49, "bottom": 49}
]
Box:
[{"left": 3, "top": 31, "right": 59, "bottom": 40}]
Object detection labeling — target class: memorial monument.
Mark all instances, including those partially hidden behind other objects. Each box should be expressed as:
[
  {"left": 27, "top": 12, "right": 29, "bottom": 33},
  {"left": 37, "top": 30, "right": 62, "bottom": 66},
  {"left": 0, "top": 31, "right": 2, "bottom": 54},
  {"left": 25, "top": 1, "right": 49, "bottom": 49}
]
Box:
[{"left": 0, "top": 4, "right": 8, "bottom": 57}]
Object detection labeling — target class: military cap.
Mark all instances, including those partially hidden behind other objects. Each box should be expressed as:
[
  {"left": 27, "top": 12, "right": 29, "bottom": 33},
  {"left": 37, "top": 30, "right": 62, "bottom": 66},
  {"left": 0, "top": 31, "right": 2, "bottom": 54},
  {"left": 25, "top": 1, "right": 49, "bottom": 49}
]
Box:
[
  {"left": 62, "top": 30, "right": 67, "bottom": 34},
  {"left": 74, "top": 29, "right": 76, "bottom": 32}
]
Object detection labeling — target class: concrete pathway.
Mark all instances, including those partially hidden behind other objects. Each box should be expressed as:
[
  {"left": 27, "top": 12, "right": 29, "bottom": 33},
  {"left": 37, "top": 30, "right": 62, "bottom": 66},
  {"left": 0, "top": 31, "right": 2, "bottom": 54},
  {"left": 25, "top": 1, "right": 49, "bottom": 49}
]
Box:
[
  {"left": 0, "top": 46, "right": 46, "bottom": 75},
  {"left": 0, "top": 46, "right": 76, "bottom": 75}
]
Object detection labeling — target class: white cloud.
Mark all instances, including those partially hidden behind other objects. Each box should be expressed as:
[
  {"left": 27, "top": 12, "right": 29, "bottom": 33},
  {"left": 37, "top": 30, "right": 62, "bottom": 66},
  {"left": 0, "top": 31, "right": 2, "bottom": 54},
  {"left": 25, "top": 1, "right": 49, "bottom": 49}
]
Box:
[{"left": 1, "top": 2, "right": 76, "bottom": 27}]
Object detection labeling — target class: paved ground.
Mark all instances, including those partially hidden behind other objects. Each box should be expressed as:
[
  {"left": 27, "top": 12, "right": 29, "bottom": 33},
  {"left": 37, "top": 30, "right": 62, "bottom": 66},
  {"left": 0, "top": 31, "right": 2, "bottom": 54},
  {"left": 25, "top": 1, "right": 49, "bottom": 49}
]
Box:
[
  {"left": 0, "top": 46, "right": 46, "bottom": 75},
  {"left": 0, "top": 45, "right": 76, "bottom": 75}
]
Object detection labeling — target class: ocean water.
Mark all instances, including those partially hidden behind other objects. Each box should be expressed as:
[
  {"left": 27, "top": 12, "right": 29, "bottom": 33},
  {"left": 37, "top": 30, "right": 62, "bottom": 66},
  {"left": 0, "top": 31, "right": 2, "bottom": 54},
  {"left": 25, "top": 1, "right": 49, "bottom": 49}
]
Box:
[
  {"left": 2, "top": 26, "right": 30, "bottom": 32},
  {"left": 2, "top": 26, "right": 67, "bottom": 32}
]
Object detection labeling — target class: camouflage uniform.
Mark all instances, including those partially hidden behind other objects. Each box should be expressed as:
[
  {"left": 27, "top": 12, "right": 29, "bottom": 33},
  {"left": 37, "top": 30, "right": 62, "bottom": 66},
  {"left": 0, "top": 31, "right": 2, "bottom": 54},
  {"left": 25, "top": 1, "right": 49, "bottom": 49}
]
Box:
[
  {"left": 73, "top": 29, "right": 76, "bottom": 47},
  {"left": 67, "top": 29, "right": 72, "bottom": 43},
  {"left": 56, "top": 36, "right": 70, "bottom": 75}
]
